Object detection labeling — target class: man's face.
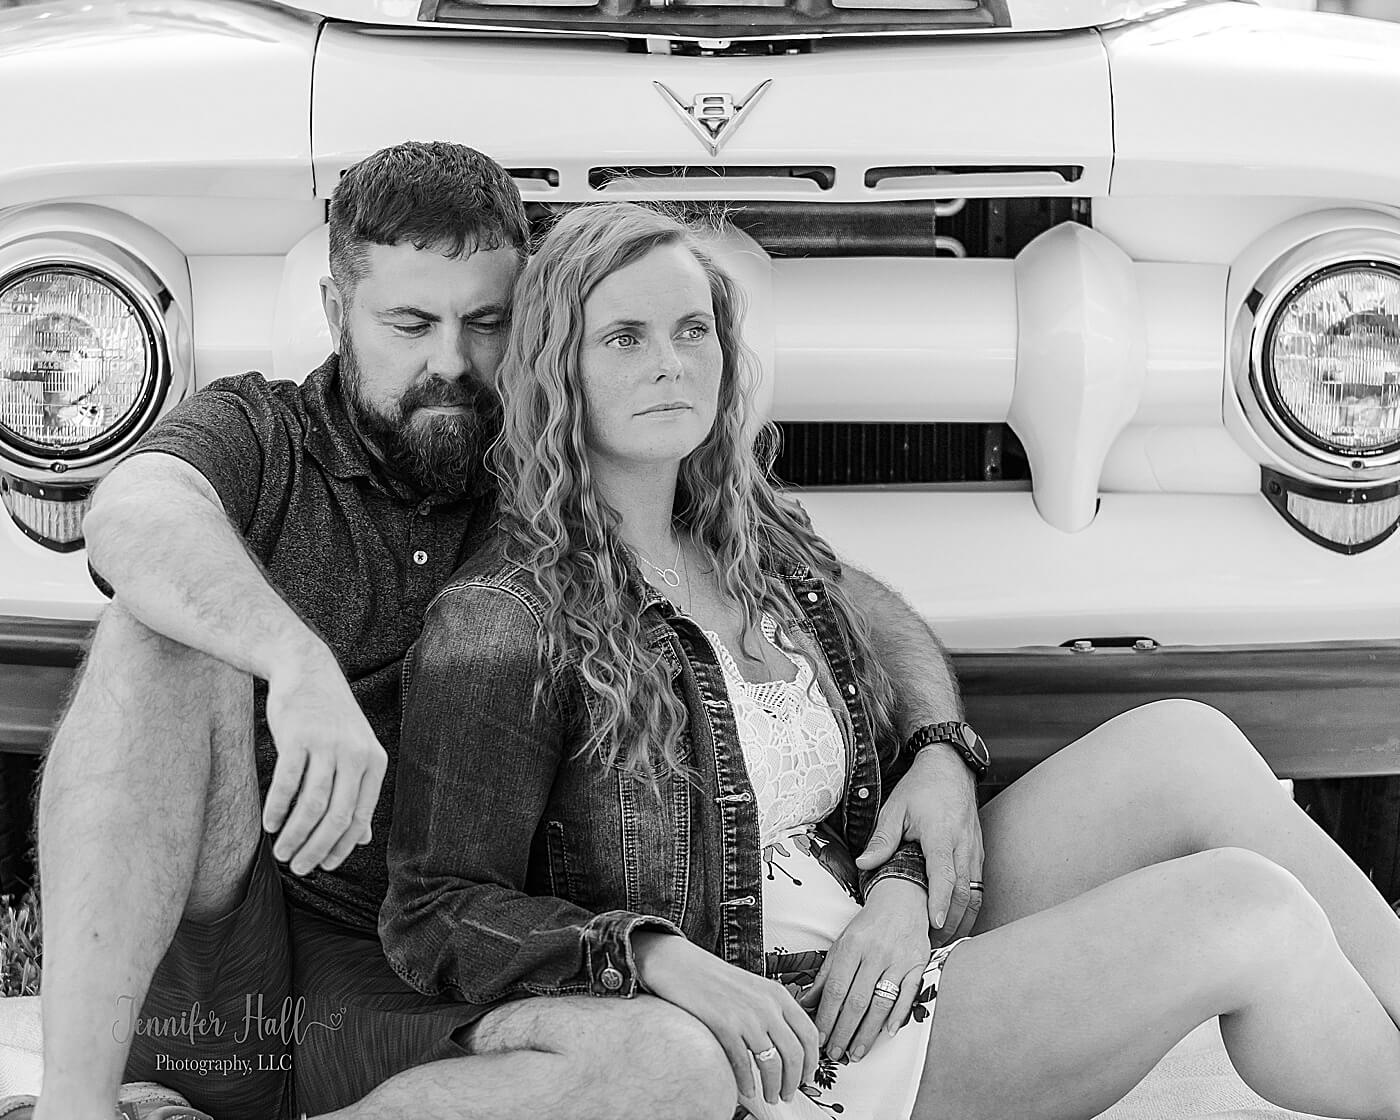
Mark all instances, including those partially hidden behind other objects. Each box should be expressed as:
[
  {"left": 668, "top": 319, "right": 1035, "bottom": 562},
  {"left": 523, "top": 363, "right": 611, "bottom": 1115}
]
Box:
[{"left": 328, "top": 240, "right": 521, "bottom": 496}]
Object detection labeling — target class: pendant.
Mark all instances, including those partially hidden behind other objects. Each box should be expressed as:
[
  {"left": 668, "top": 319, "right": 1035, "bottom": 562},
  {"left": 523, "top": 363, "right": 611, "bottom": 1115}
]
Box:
[{"left": 658, "top": 567, "right": 681, "bottom": 588}]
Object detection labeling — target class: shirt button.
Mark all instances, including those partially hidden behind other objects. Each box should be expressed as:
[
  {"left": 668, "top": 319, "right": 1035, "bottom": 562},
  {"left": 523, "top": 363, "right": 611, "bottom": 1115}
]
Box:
[
  {"left": 600, "top": 967, "right": 623, "bottom": 991},
  {"left": 413, "top": 550, "right": 428, "bottom": 566},
  {"left": 856, "top": 786, "right": 870, "bottom": 799},
  {"left": 806, "top": 592, "right": 818, "bottom": 603},
  {"left": 417, "top": 500, "right": 432, "bottom": 517}
]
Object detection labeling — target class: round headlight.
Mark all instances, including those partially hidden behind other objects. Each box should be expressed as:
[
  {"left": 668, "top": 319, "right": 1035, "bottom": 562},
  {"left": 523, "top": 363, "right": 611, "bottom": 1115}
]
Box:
[
  {"left": 1261, "top": 263, "right": 1400, "bottom": 457},
  {"left": 0, "top": 265, "right": 157, "bottom": 459}
]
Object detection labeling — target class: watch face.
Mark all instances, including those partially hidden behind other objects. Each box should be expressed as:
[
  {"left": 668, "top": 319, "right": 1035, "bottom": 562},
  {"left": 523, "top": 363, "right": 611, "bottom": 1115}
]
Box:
[{"left": 960, "top": 724, "right": 991, "bottom": 767}]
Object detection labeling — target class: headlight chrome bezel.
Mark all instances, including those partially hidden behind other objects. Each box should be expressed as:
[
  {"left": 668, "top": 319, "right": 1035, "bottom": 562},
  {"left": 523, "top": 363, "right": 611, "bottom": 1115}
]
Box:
[
  {"left": 0, "top": 235, "right": 186, "bottom": 477},
  {"left": 1233, "top": 230, "right": 1400, "bottom": 485}
]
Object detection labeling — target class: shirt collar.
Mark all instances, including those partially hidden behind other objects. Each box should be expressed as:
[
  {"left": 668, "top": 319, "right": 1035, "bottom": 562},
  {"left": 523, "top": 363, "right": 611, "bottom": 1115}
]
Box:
[{"left": 302, "top": 353, "right": 379, "bottom": 484}]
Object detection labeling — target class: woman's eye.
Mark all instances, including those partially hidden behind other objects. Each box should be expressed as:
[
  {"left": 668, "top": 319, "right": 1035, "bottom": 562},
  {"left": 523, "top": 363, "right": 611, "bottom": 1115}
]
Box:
[
  {"left": 472, "top": 319, "right": 504, "bottom": 335},
  {"left": 680, "top": 324, "right": 710, "bottom": 341},
  {"left": 607, "top": 333, "right": 639, "bottom": 349}
]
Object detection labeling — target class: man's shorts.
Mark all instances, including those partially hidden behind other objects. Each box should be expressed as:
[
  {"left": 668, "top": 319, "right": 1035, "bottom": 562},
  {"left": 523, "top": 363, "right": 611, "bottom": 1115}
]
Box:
[{"left": 123, "top": 836, "right": 489, "bottom": 1119}]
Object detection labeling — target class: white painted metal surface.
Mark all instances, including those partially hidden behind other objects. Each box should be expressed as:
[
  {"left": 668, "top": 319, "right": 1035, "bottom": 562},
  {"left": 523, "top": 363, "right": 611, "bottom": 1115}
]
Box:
[
  {"left": 311, "top": 27, "right": 1113, "bottom": 199},
  {"left": 1010, "top": 223, "right": 1146, "bottom": 531},
  {"left": 1105, "top": 4, "right": 1400, "bottom": 200},
  {"left": 0, "top": 1, "right": 318, "bottom": 208},
  {"left": 770, "top": 260, "right": 1018, "bottom": 423},
  {"left": 798, "top": 489, "right": 1400, "bottom": 649}
]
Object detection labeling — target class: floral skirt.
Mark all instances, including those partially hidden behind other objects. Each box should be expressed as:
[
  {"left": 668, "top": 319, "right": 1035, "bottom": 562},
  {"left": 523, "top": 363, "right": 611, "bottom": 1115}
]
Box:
[{"left": 741, "top": 828, "right": 965, "bottom": 1120}]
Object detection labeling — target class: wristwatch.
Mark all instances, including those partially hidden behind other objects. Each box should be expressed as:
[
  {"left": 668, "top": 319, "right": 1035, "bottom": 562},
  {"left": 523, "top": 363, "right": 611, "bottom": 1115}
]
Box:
[{"left": 905, "top": 721, "right": 990, "bottom": 780}]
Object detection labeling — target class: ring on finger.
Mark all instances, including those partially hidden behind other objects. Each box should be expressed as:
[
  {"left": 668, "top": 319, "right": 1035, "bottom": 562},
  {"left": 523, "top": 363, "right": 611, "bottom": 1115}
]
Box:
[
  {"left": 753, "top": 1046, "right": 780, "bottom": 1062},
  {"left": 872, "top": 978, "right": 902, "bottom": 1002},
  {"left": 967, "top": 880, "right": 985, "bottom": 892}
]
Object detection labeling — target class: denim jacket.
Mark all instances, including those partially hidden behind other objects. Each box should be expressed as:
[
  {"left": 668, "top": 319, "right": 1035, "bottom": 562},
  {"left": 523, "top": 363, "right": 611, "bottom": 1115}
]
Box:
[{"left": 381, "top": 535, "right": 928, "bottom": 1011}]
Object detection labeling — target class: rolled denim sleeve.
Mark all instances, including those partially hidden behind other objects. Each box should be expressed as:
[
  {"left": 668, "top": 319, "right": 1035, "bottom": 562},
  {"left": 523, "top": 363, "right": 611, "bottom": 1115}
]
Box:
[
  {"left": 860, "top": 842, "right": 928, "bottom": 895},
  {"left": 382, "top": 582, "right": 679, "bottom": 1005},
  {"left": 859, "top": 724, "right": 930, "bottom": 896}
]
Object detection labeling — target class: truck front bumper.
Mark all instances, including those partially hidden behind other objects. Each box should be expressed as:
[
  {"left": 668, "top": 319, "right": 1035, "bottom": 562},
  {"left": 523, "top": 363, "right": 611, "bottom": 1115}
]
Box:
[{"left": 2, "top": 617, "right": 1397, "bottom": 780}]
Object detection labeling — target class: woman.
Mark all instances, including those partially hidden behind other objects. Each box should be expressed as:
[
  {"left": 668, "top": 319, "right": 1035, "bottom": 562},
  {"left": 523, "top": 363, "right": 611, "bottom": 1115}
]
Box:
[{"left": 384, "top": 202, "right": 1400, "bottom": 1120}]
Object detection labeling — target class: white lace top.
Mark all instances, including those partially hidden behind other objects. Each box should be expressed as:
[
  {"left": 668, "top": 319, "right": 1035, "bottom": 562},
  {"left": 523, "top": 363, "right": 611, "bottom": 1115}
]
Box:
[{"left": 700, "top": 615, "right": 848, "bottom": 848}]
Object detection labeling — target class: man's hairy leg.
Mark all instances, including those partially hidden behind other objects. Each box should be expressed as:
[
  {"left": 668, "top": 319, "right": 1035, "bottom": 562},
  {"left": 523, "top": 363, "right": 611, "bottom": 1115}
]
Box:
[
  {"left": 34, "top": 603, "right": 262, "bottom": 1120},
  {"left": 315, "top": 994, "right": 739, "bottom": 1120}
]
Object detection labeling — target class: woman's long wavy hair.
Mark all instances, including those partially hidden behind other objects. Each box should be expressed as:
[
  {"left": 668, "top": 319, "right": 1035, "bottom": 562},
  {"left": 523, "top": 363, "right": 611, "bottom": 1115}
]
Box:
[{"left": 492, "top": 202, "right": 897, "bottom": 781}]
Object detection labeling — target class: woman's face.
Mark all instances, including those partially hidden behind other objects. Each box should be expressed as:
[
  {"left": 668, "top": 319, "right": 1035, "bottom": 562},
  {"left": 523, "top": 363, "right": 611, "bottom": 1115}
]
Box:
[{"left": 577, "top": 241, "right": 723, "bottom": 474}]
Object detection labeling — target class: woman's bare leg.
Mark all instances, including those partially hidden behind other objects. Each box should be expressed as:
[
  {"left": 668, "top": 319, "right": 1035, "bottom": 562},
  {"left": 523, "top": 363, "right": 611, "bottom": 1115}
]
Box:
[
  {"left": 977, "top": 699, "right": 1400, "bottom": 1024},
  {"left": 912, "top": 847, "right": 1400, "bottom": 1120}
]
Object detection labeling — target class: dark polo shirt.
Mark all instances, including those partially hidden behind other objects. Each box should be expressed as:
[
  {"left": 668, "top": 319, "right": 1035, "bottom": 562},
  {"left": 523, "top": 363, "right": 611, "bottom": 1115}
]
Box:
[{"left": 103, "top": 354, "right": 493, "bottom": 932}]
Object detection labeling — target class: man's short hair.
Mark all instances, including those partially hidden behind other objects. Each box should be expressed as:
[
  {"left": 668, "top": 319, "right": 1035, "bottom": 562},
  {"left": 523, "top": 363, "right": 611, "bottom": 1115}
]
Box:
[{"left": 328, "top": 141, "right": 529, "bottom": 298}]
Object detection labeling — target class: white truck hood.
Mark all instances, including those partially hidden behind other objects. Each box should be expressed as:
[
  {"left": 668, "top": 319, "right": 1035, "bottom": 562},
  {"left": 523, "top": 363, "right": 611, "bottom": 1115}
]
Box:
[{"left": 311, "top": 24, "right": 1113, "bottom": 199}]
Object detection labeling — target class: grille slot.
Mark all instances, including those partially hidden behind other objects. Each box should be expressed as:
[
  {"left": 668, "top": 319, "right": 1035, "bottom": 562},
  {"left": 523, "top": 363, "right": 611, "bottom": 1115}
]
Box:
[
  {"left": 589, "top": 165, "right": 836, "bottom": 192},
  {"left": 865, "top": 164, "right": 1084, "bottom": 189},
  {"left": 508, "top": 167, "right": 560, "bottom": 192},
  {"left": 769, "top": 422, "right": 1027, "bottom": 487}
]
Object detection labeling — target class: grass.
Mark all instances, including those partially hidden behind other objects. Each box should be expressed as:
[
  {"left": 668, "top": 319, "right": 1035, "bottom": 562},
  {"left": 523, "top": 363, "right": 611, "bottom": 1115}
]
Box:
[{"left": 0, "top": 892, "right": 41, "bottom": 997}]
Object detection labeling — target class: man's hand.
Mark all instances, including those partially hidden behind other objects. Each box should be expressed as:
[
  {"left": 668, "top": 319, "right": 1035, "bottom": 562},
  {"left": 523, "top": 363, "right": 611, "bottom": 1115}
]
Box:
[
  {"left": 262, "top": 643, "right": 387, "bottom": 876},
  {"left": 802, "top": 877, "right": 930, "bottom": 1062},
  {"left": 854, "top": 746, "right": 983, "bottom": 942}
]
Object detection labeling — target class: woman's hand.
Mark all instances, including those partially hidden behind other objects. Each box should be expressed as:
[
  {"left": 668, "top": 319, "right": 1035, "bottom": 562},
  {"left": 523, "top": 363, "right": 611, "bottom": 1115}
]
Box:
[
  {"left": 634, "top": 931, "right": 819, "bottom": 1105},
  {"left": 803, "top": 877, "right": 931, "bottom": 1062}
]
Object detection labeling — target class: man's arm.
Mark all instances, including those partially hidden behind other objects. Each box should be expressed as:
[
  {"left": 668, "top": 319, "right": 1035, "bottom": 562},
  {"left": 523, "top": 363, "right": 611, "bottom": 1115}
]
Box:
[
  {"left": 841, "top": 564, "right": 984, "bottom": 940},
  {"left": 84, "top": 452, "right": 386, "bottom": 875},
  {"left": 86, "top": 452, "right": 323, "bottom": 684},
  {"left": 839, "top": 565, "right": 962, "bottom": 735}
]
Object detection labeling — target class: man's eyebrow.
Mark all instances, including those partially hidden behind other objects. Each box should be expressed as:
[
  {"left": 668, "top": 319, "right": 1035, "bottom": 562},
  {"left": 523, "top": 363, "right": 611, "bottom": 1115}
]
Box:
[
  {"left": 377, "top": 303, "right": 508, "bottom": 321},
  {"left": 462, "top": 303, "right": 508, "bottom": 321},
  {"left": 379, "top": 305, "right": 439, "bottom": 321}
]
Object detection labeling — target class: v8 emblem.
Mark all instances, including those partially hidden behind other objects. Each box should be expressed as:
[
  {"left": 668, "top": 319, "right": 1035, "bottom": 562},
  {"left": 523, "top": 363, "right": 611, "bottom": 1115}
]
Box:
[{"left": 654, "top": 80, "right": 773, "bottom": 157}]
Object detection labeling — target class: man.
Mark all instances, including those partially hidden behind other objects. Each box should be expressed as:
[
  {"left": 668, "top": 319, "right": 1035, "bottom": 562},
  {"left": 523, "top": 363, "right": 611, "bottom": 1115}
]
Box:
[{"left": 13, "top": 141, "right": 979, "bottom": 1120}]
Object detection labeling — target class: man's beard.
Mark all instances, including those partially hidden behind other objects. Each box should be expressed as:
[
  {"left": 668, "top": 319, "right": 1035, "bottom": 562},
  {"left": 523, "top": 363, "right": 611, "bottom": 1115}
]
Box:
[{"left": 340, "top": 332, "right": 501, "bottom": 499}]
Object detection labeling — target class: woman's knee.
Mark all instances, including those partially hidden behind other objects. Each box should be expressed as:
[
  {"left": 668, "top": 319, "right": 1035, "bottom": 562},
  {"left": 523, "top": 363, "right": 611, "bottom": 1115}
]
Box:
[
  {"left": 1108, "top": 699, "right": 1276, "bottom": 793},
  {"left": 1182, "top": 847, "right": 1335, "bottom": 982}
]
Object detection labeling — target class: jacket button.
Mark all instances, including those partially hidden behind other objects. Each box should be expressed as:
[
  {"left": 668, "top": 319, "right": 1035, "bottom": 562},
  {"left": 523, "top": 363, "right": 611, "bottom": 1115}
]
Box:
[
  {"left": 806, "top": 592, "right": 818, "bottom": 603},
  {"left": 846, "top": 683, "right": 857, "bottom": 696},
  {"left": 413, "top": 550, "right": 428, "bottom": 566},
  {"left": 600, "top": 967, "right": 623, "bottom": 991},
  {"left": 856, "top": 786, "right": 870, "bottom": 799}
]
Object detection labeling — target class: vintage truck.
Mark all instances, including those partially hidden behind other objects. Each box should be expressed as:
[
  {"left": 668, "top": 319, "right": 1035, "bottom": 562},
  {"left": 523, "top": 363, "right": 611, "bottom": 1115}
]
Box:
[{"left": 2, "top": 0, "right": 1399, "bottom": 899}]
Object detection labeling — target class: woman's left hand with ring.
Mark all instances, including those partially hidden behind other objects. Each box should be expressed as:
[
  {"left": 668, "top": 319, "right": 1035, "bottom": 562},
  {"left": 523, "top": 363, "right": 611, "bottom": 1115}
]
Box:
[{"left": 801, "top": 877, "right": 931, "bottom": 1062}]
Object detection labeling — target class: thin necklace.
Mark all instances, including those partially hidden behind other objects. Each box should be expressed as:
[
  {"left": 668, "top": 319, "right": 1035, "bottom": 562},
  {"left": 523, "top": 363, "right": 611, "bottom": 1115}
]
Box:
[{"left": 633, "top": 536, "right": 683, "bottom": 589}]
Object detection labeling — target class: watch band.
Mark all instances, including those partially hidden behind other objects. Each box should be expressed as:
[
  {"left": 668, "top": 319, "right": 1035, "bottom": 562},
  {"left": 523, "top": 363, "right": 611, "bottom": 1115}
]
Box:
[{"left": 905, "top": 720, "right": 991, "bottom": 780}]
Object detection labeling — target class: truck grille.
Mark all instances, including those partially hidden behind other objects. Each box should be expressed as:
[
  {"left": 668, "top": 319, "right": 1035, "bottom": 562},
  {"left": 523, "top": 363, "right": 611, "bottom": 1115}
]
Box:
[
  {"left": 526, "top": 196, "right": 1087, "bottom": 259},
  {"left": 769, "top": 422, "right": 1027, "bottom": 487}
]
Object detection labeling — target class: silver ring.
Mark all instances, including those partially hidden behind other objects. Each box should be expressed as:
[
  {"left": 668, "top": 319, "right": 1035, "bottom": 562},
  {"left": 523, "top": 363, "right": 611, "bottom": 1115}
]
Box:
[
  {"left": 872, "top": 978, "right": 901, "bottom": 1001},
  {"left": 753, "top": 1046, "right": 780, "bottom": 1062},
  {"left": 968, "top": 880, "right": 985, "bottom": 892}
]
